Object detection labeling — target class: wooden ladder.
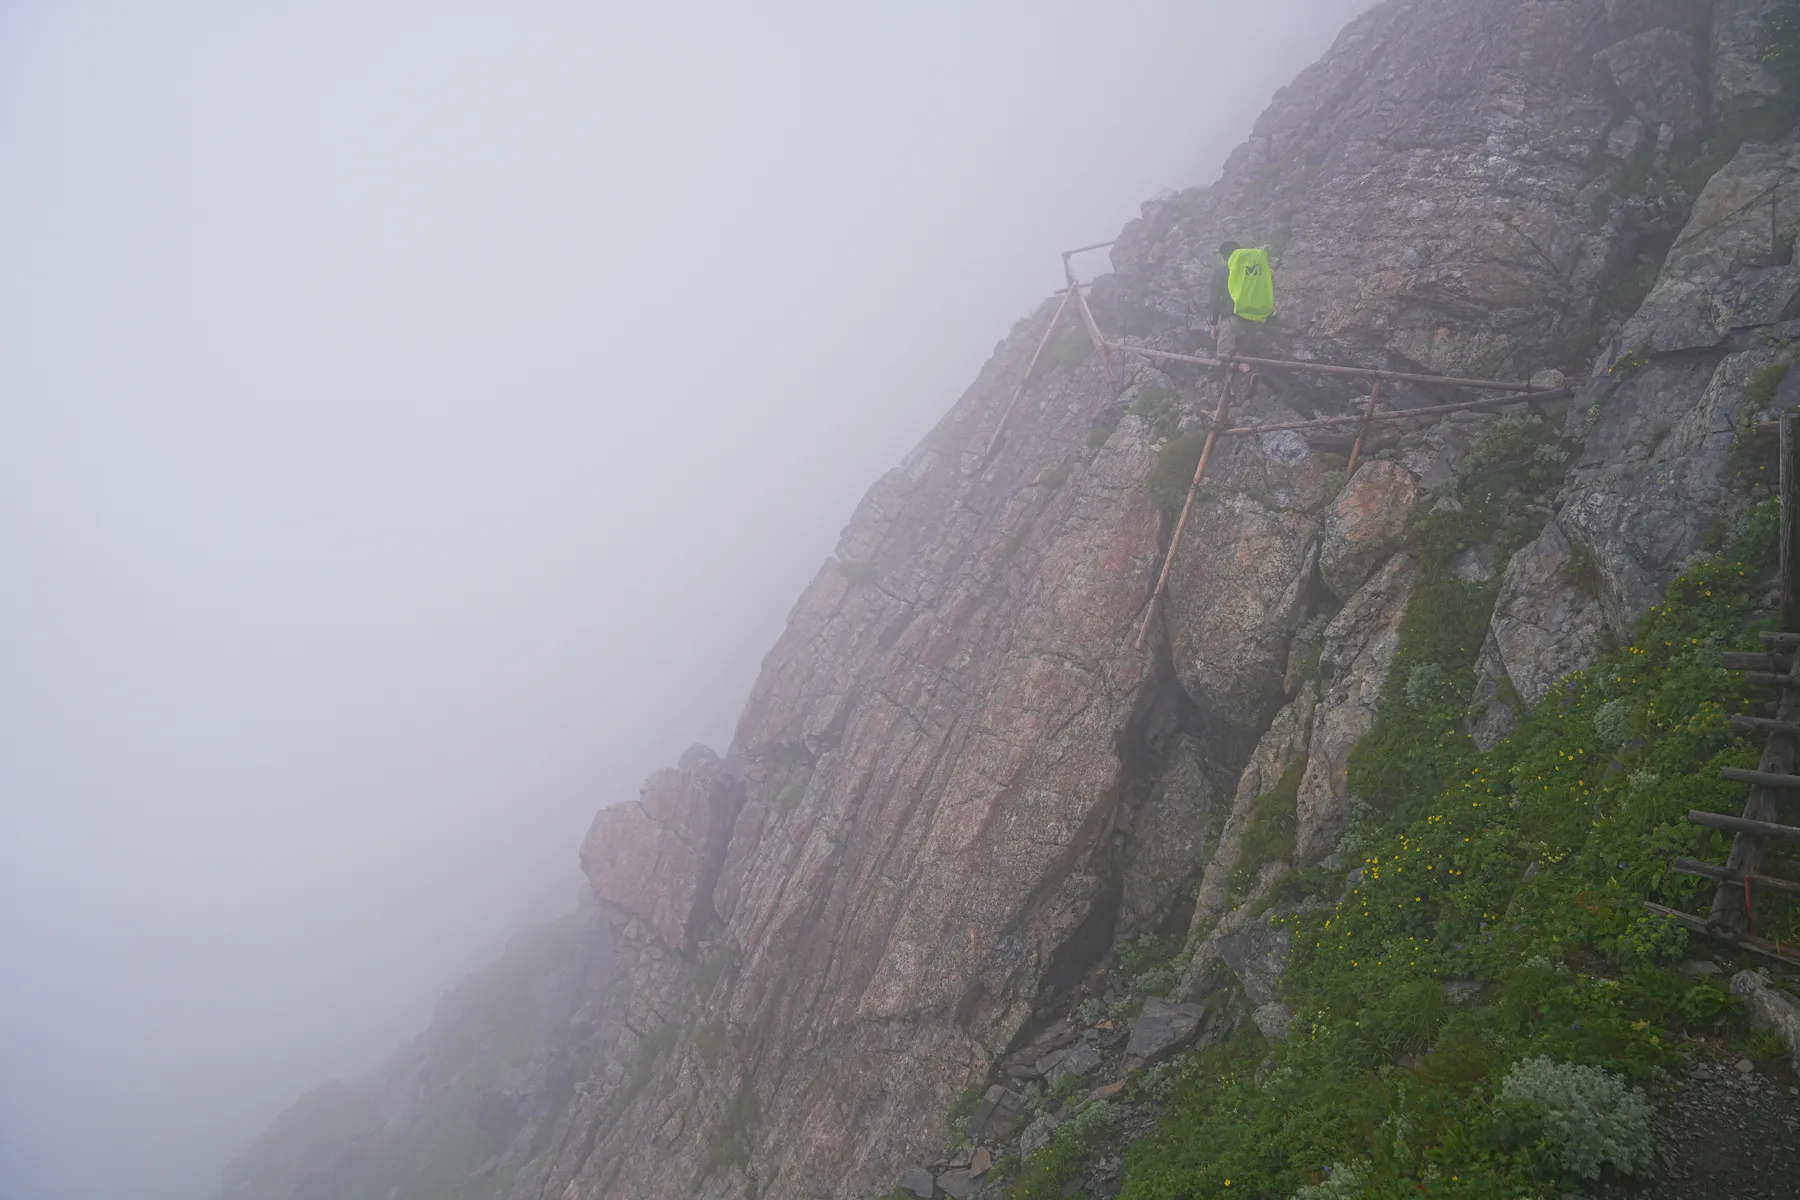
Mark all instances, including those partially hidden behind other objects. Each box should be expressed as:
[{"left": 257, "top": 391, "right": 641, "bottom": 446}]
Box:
[{"left": 1650, "top": 417, "right": 1800, "bottom": 967}]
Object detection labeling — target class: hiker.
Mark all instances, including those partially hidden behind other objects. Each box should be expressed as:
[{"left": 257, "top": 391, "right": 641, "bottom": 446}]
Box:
[{"left": 1210, "top": 240, "right": 1275, "bottom": 367}]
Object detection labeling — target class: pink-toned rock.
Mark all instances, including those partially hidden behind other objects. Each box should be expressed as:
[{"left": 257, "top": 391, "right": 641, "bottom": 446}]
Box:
[
  {"left": 578, "top": 749, "right": 737, "bottom": 950},
  {"left": 1319, "top": 460, "right": 1417, "bottom": 600}
]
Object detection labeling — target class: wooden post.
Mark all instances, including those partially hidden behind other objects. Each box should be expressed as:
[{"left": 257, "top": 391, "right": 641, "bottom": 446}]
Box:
[
  {"left": 1783, "top": 415, "right": 1799, "bottom": 632},
  {"left": 1709, "top": 572, "right": 1799, "bottom": 938},
  {"left": 982, "top": 289, "right": 1075, "bottom": 462},
  {"left": 1344, "top": 380, "right": 1382, "bottom": 479},
  {"left": 1065, "top": 257, "right": 1118, "bottom": 394},
  {"left": 1134, "top": 374, "right": 1238, "bottom": 650}
]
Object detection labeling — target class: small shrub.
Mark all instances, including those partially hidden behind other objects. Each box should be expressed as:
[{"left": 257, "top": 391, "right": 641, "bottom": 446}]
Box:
[
  {"left": 1677, "top": 983, "right": 1734, "bottom": 1028},
  {"left": 1615, "top": 912, "right": 1688, "bottom": 967},
  {"left": 1292, "top": 1160, "right": 1368, "bottom": 1200},
  {"left": 1747, "top": 361, "right": 1792, "bottom": 411},
  {"left": 1036, "top": 463, "right": 1072, "bottom": 493},
  {"left": 1490, "top": 1056, "right": 1653, "bottom": 1180},
  {"left": 1591, "top": 696, "right": 1634, "bottom": 746},
  {"left": 1565, "top": 540, "right": 1604, "bottom": 599},
  {"left": 1076, "top": 997, "right": 1104, "bottom": 1024},
  {"left": 947, "top": 1082, "right": 983, "bottom": 1145},
  {"left": 1464, "top": 413, "right": 1546, "bottom": 476}
]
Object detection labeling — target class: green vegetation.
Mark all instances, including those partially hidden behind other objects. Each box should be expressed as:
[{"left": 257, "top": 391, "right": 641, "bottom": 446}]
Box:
[
  {"left": 1111, "top": 504, "right": 1790, "bottom": 1198},
  {"left": 1118, "top": 933, "right": 1184, "bottom": 997},
  {"left": 1036, "top": 462, "right": 1073, "bottom": 493},
  {"left": 946, "top": 1082, "right": 984, "bottom": 1145},
  {"left": 1008, "top": 1100, "right": 1123, "bottom": 1200},
  {"left": 1564, "top": 539, "right": 1604, "bottom": 600},
  {"left": 1748, "top": 361, "right": 1792, "bottom": 411},
  {"left": 1227, "top": 762, "right": 1306, "bottom": 902}
]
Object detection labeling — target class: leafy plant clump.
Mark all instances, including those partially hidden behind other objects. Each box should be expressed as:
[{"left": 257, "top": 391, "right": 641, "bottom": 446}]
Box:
[
  {"left": 1112, "top": 503, "right": 1784, "bottom": 1200},
  {"left": 1491, "top": 1056, "right": 1653, "bottom": 1180}
]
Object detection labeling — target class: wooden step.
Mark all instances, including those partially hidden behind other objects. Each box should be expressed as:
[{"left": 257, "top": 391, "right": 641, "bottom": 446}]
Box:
[
  {"left": 1671, "top": 858, "right": 1800, "bottom": 896},
  {"left": 1643, "top": 902, "right": 1800, "bottom": 966},
  {"left": 1730, "top": 714, "right": 1800, "bottom": 736},
  {"left": 1688, "top": 809, "right": 1800, "bottom": 839},
  {"left": 1762, "top": 632, "right": 1800, "bottom": 648},
  {"left": 1737, "top": 671, "right": 1796, "bottom": 688},
  {"left": 1722, "top": 767, "right": 1800, "bottom": 791},
  {"left": 1724, "top": 652, "right": 1793, "bottom": 672}
]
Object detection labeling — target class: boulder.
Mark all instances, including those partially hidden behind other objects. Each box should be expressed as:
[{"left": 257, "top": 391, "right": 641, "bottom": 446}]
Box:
[
  {"left": 1732, "top": 971, "right": 1800, "bottom": 1072},
  {"left": 1124, "top": 996, "right": 1208, "bottom": 1068},
  {"left": 968, "top": 1147, "right": 993, "bottom": 1178},
  {"left": 897, "top": 1167, "right": 936, "bottom": 1199},
  {"left": 938, "top": 1170, "right": 977, "bottom": 1200},
  {"left": 1046, "top": 1042, "right": 1103, "bottom": 1084},
  {"left": 1218, "top": 921, "right": 1292, "bottom": 1007},
  {"left": 1319, "top": 461, "right": 1417, "bottom": 600},
  {"left": 966, "top": 1085, "right": 1028, "bottom": 1143},
  {"left": 1252, "top": 1002, "right": 1295, "bottom": 1043}
]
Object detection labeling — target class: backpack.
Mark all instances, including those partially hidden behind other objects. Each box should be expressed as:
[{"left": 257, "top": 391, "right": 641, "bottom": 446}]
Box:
[{"left": 1227, "top": 247, "right": 1275, "bottom": 323}]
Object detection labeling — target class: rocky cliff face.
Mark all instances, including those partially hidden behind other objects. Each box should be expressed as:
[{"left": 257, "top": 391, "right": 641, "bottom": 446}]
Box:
[{"left": 226, "top": 3, "right": 1800, "bottom": 1199}]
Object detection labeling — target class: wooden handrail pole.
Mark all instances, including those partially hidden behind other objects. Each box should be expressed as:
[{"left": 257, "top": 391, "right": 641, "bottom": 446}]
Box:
[
  {"left": 982, "top": 289, "right": 1076, "bottom": 461},
  {"left": 1102, "top": 340, "right": 1541, "bottom": 393},
  {"left": 1135, "top": 375, "right": 1237, "bottom": 650},
  {"left": 1068, "top": 269, "right": 1118, "bottom": 393},
  {"left": 1344, "top": 380, "right": 1380, "bottom": 478}
]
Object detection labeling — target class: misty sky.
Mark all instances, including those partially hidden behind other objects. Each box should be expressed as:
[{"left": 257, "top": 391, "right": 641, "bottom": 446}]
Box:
[{"left": 0, "top": 3, "right": 1370, "bottom": 1197}]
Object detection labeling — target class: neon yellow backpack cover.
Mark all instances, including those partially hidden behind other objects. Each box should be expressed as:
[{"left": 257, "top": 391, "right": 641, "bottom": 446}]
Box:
[{"left": 1227, "top": 247, "right": 1275, "bottom": 322}]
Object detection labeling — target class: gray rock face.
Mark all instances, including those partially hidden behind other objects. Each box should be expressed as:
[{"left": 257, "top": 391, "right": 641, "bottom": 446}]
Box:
[
  {"left": 1124, "top": 997, "right": 1209, "bottom": 1069},
  {"left": 1619, "top": 141, "right": 1800, "bottom": 355},
  {"left": 1296, "top": 554, "right": 1415, "bottom": 864},
  {"left": 1218, "top": 921, "right": 1293, "bottom": 1008},
  {"left": 1117, "top": 733, "right": 1221, "bottom": 942},
  {"left": 1713, "top": 0, "right": 1785, "bottom": 124},
  {"left": 1595, "top": 29, "right": 1706, "bottom": 144}
]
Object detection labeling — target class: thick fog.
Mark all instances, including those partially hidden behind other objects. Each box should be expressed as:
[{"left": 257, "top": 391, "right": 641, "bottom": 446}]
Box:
[{"left": 0, "top": 3, "right": 1370, "bottom": 1197}]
